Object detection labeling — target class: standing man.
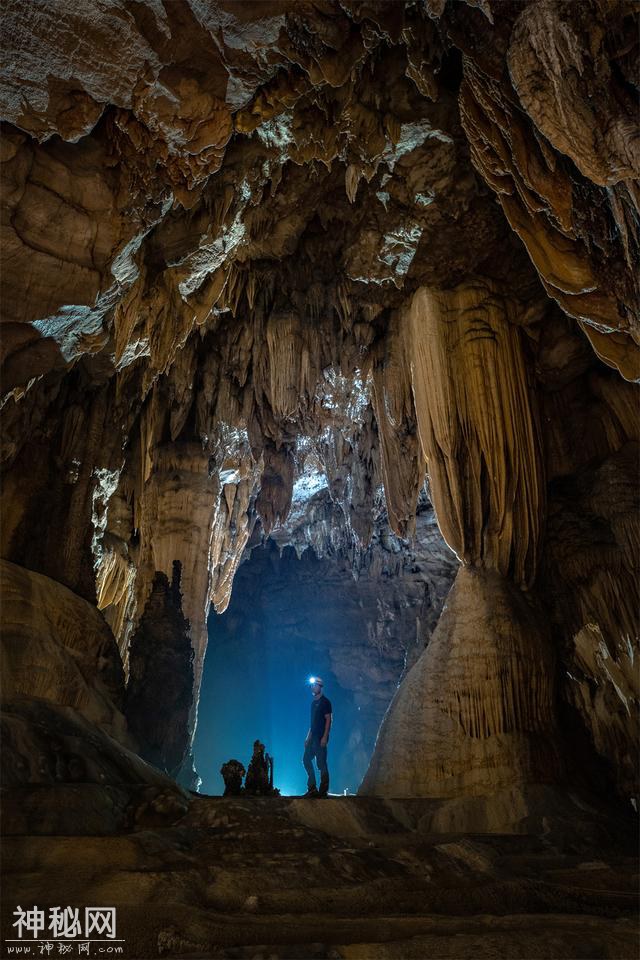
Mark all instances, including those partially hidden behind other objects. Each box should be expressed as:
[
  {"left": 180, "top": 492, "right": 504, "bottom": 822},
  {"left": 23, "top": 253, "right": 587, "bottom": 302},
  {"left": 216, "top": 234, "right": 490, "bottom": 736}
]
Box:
[{"left": 303, "top": 676, "right": 332, "bottom": 798}]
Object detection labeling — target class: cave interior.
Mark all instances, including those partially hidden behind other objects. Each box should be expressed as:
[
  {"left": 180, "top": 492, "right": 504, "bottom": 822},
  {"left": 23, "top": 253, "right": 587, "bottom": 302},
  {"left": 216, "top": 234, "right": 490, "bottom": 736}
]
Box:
[{"left": 1, "top": 0, "right": 639, "bottom": 957}]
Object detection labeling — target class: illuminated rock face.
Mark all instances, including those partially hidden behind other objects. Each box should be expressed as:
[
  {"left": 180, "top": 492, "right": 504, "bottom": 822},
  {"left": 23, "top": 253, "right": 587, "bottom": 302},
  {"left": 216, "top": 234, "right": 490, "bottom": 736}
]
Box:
[
  {"left": 0, "top": 560, "right": 188, "bottom": 822},
  {"left": 0, "top": 559, "right": 130, "bottom": 746},
  {"left": 0, "top": 0, "right": 638, "bottom": 818},
  {"left": 406, "top": 279, "right": 544, "bottom": 588},
  {"left": 361, "top": 566, "right": 561, "bottom": 801}
]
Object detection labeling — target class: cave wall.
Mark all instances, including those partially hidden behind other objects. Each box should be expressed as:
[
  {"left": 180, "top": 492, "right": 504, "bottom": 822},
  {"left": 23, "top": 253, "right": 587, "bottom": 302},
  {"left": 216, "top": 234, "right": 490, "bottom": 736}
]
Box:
[
  {"left": 0, "top": 559, "right": 190, "bottom": 834},
  {"left": 1, "top": 0, "right": 638, "bottom": 812}
]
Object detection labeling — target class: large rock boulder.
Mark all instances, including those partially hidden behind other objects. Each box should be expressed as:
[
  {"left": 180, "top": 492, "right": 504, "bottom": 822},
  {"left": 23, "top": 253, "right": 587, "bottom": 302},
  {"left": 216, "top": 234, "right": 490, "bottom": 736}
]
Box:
[{"left": 0, "top": 559, "right": 130, "bottom": 744}]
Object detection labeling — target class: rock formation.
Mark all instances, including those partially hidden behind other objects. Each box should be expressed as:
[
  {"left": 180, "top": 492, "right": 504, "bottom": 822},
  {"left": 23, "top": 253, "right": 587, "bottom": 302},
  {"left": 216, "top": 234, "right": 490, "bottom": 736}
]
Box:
[
  {"left": 124, "top": 561, "right": 195, "bottom": 780},
  {"left": 361, "top": 566, "right": 561, "bottom": 799},
  {"left": 1, "top": 0, "right": 638, "bottom": 844},
  {"left": 1, "top": 556, "right": 189, "bottom": 836},
  {"left": 1, "top": 558, "right": 130, "bottom": 744}
]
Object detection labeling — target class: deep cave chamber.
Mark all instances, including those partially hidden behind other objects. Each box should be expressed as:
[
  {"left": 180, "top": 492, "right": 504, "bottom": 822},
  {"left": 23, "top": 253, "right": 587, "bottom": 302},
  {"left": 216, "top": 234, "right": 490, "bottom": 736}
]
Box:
[
  {"left": 194, "top": 486, "right": 458, "bottom": 796},
  {"left": 1, "top": 0, "right": 638, "bottom": 841},
  {"left": 196, "top": 541, "right": 384, "bottom": 798}
]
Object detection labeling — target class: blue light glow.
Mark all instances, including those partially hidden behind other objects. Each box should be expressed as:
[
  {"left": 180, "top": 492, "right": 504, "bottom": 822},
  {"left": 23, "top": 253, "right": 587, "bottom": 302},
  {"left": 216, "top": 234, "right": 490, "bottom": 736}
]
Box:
[{"left": 193, "top": 543, "right": 373, "bottom": 797}]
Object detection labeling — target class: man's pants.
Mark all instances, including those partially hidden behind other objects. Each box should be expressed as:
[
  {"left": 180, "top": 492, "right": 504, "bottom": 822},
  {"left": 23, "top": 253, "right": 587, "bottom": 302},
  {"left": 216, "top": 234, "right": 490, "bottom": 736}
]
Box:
[{"left": 303, "top": 737, "right": 329, "bottom": 793}]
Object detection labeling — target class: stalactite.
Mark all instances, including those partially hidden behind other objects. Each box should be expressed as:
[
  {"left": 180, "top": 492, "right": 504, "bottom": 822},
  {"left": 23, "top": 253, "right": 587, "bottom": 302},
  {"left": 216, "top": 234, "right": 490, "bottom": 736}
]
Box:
[
  {"left": 255, "top": 441, "right": 295, "bottom": 535},
  {"left": 371, "top": 311, "right": 423, "bottom": 539},
  {"left": 345, "top": 163, "right": 362, "bottom": 204},
  {"left": 265, "top": 311, "right": 310, "bottom": 420},
  {"left": 458, "top": 32, "right": 640, "bottom": 381},
  {"left": 407, "top": 279, "right": 545, "bottom": 588}
]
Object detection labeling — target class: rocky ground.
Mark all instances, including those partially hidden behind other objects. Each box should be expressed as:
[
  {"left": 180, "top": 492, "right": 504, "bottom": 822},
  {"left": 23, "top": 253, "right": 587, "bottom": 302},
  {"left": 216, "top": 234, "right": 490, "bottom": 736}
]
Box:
[{"left": 2, "top": 794, "right": 637, "bottom": 960}]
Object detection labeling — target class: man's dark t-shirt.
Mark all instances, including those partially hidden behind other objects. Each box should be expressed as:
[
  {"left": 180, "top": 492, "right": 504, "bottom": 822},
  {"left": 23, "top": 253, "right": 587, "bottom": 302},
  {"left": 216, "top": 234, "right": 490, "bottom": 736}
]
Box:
[{"left": 310, "top": 694, "right": 332, "bottom": 739}]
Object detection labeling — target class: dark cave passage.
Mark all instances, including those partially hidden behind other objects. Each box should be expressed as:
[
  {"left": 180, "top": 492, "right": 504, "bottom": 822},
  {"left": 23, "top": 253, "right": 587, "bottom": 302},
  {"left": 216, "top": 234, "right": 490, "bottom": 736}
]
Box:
[{"left": 194, "top": 540, "right": 405, "bottom": 796}]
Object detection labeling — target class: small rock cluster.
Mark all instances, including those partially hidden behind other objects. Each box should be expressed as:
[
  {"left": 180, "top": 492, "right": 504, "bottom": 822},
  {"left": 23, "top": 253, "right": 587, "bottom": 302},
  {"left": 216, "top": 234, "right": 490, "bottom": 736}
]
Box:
[{"left": 221, "top": 740, "right": 280, "bottom": 797}]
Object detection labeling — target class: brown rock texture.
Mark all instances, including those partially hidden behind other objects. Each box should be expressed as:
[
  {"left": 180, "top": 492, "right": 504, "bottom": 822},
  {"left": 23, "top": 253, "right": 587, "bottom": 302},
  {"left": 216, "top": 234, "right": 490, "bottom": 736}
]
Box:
[
  {"left": 2, "top": 795, "right": 638, "bottom": 958},
  {"left": 0, "top": 560, "right": 190, "bottom": 832},
  {"left": 543, "top": 442, "right": 640, "bottom": 800},
  {"left": 0, "top": 559, "right": 129, "bottom": 744},
  {"left": 407, "top": 279, "right": 544, "bottom": 588},
  {"left": 0, "top": 0, "right": 638, "bottom": 834},
  {"left": 361, "top": 566, "right": 561, "bottom": 804}
]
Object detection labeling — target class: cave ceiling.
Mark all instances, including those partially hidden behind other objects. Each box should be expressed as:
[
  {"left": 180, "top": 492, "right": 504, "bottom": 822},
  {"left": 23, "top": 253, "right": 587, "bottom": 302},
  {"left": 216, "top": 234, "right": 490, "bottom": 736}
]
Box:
[{"left": 0, "top": 0, "right": 638, "bottom": 798}]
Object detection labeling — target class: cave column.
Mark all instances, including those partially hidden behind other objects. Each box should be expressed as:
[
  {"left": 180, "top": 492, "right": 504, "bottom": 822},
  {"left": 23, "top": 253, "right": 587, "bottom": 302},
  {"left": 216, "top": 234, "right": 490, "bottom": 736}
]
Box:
[
  {"left": 123, "top": 431, "right": 258, "bottom": 785},
  {"left": 362, "top": 278, "right": 562, "bottom": 807}
]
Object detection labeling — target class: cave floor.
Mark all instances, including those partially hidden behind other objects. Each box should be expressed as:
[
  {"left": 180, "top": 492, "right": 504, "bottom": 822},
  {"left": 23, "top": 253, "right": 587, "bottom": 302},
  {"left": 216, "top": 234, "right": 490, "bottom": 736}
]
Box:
[{"left": 2, "top": 794, "right": 638, "bottom": 960}]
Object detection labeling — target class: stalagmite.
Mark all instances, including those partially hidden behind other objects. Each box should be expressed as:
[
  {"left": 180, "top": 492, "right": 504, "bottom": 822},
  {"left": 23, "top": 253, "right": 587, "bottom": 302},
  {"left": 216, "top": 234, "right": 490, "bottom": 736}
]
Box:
[
  {"left": 361, "top": 566, "right": 561, "bottom": 813},
  {"left": 124, "top": 563, "right": 194, "bottom": 777}
]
